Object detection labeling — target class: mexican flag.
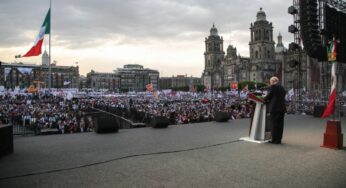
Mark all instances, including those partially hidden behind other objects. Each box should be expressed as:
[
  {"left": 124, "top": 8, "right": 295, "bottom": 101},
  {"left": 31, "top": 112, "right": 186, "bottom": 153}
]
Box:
[
  {"left": 321, "top": 38, "right": 337, "bottom": 118},
  {"left": 23, "top": 8, "right": 50, "bottom": 57}
]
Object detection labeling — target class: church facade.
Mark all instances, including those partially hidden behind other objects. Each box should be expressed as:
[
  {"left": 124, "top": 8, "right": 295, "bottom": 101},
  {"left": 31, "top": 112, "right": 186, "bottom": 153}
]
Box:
[
  {"left": 202, "top": 8, "right": 280, "bottom": 90},
  {"left": 202, "top": 8, "right": 328, "bottom": 92}
]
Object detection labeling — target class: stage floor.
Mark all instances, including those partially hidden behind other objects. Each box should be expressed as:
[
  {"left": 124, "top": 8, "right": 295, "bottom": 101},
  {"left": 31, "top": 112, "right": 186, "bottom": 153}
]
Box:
[{"left": 1, "top": 115, "right": 346, "bottom": 188}]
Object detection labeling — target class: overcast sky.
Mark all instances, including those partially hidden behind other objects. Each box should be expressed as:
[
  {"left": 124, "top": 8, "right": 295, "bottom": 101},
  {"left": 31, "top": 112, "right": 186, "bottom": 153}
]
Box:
[{"left": 0, "top": 0, "right": 294, "bottom": 77}]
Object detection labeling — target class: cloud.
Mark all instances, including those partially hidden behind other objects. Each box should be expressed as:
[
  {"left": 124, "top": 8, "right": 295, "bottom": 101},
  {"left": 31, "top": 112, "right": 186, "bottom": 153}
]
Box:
[{"left": 0, "top": 0, "right": 295, "bottom": 76}]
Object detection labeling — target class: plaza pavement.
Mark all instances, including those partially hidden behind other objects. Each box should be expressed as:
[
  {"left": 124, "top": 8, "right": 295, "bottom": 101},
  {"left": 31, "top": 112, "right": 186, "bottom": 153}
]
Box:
[{"left": 0, "top": 114, "right": 345, "bottom": 188}]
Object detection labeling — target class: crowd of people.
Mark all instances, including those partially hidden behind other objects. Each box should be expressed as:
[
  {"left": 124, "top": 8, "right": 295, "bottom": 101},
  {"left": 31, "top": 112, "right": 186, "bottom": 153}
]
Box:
[
  {"left": 94, "top": 92, "right": 255, "bottom": 125},
  {"left": 0, "top": 92, "right": 94, "bottom": 134},
  {"left": 0, "top": 88, "right": 344, "bottom": 135}
]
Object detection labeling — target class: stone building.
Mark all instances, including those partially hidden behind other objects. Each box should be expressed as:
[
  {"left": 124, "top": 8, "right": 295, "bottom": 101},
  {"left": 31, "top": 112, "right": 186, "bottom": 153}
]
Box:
[
  {"left": 221, "top": 45, "right": 250, "bottom": 87},
  {"left": 86, "top": 70, "right": 120, "bottom": 91},
  {"left": 86, "top": 64, "right": 159, "bottom": 92},
  {"left": 249, "top": 8, "right": 279, "bottom": 83},
  {"left": 202, "top": 8, "right": 280, "bottom": 89},
  {"left": 201, "top": 24, "right": 225, "bottom": 89},
  {"left": 159, "top": 75, "right": 201, "bottom": 90},
  {"left": 0, "top": 50, "right": 79, "bottom": 88},
  {"left": 115, "top": 64, "right": 159, "bottom": 92},
  {"left": 201, "top": 8, "right": 329, "bottom": 91}
]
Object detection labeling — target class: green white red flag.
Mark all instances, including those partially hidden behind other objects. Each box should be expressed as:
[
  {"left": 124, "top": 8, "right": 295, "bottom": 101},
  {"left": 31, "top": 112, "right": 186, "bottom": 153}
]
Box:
[
  {"left": 321, "top": 37, "right": 337, "bottom": 118},
  {"left": 23, "top": 8, "right": 50, "bottom": 57}
]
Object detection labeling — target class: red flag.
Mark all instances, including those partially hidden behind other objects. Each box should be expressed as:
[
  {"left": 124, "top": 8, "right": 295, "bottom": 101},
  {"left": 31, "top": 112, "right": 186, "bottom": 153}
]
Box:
[
  {"left": 231, "top": 82, "right": 238, "bottom": 90},
  {"left": 146, "top": 83, "right": 153, "bottom": 92},
  {"left": 321, "top": 88, "right": 336, "bottom": 118}
]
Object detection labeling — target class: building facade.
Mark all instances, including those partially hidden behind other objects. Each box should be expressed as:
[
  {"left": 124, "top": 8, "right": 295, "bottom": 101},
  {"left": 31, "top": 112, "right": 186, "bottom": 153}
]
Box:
[
  {"left": 202, "top": 9, "right": 280, "bottom": 89},
  {"left": 116, "top": 64, "right": 159, "bottom": 92},
  {"left": 86, "top": 70, "right": 120, "bottom": 91},
  {"left": 159, "top": 75, "right": 202, "bottom": 90},
  {"left": 86, "top": 64, "right": 159, "bottom": 92},
  {"left": 201, "top": 8, "right": 333, "bottom": 92},
  {"left": 249, "top": 8, "right": 279, "bottom": 83},
  {"left": 201, "top": 24, "right": 225, "bottom": 89},
  {"left": 0, "top": 51, "right": 79, "bottom": 89},
  {"left": 221, "top": 45, "right": 250, "bottom": 87}
]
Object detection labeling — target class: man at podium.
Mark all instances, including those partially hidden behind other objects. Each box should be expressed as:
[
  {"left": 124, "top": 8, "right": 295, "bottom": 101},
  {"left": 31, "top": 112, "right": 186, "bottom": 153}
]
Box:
[{"left": 264, "top": 76, "right": 286, "bottom": 144}]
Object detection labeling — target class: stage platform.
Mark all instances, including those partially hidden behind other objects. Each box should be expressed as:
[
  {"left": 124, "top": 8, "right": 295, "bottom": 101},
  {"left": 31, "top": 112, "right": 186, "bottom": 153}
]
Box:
[{"left": 0, "top": 115, "right": 345, "bottom": 188}]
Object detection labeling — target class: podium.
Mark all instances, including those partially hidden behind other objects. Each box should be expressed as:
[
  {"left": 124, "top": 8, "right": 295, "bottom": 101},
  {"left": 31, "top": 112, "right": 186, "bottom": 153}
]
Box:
[{"left": 240, "top": 93, "right": 270, "bottom": 143}]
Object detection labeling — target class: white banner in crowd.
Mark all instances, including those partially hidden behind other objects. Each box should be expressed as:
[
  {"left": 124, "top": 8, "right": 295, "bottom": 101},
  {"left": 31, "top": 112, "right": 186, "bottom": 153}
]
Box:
[
  {"left": 17, "top": 67, "right": 33, "bottom": 74},
  {"left": 4, "top": 68, "right": 11, "bottom": 81},
  {"left": 343, "top": 91, "right": 346, "bottom": 97},
  {"left": 162, "top": 89, "right": 172, "bottom": 95},
  {"left": 63, "top": 81, "right": 71, "bottom": 86}
]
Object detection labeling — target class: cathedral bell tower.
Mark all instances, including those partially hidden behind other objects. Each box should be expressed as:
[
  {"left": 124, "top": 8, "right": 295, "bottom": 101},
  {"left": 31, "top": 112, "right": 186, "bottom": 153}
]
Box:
[
  {"left": 42, "top": 50, "right": 49, "bottom": 66},
  {"left": 249, "top": 8, "right": 276, "bottom": 83},
  {"left": 202, "top": 24, "right": 225, "bottom": 89}
]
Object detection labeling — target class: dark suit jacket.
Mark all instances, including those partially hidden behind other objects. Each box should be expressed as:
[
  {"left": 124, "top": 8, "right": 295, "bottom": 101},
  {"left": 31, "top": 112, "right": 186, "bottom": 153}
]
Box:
[{"left": 264, "top": 84, "right": 286, "bottom": 113}]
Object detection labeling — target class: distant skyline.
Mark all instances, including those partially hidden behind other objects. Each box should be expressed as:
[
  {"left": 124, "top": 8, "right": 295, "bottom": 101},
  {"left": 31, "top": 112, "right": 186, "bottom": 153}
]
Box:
[{"left": 0, "top": 0, "right": 293, "bottom": 77}]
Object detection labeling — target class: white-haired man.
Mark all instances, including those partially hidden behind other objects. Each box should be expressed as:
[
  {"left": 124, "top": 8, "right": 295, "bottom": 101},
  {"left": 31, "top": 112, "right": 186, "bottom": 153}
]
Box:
[{"left": 264, "top": 76, "right": 286, "bottom": 144}]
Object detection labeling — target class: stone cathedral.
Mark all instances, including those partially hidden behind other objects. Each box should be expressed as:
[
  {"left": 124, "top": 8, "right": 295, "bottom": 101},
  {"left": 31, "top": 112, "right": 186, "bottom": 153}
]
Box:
[
  {"left": 201, "top": 8, "right": 332, "bottom": 92},
  {"left": 202, "top": 8, "right": 279, "bottom": 89}
]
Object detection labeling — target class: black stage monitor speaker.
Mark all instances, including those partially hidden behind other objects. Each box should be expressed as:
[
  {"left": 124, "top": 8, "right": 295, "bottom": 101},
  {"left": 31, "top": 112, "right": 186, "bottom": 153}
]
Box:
[
  {"left": 215, "top": 112, "right": 231, "bottom": 122},
  {"left": 313, "top": 105, "right": 326, "bottom": 118},
  {"left": 151, "top": 116, "right": 170, "bottom": 128},
  {"left": 94, "top": 114, "right": 119, "bottom": 133},
  {"left": 0, "top": 125, "right": 13, "bottom": 156}
]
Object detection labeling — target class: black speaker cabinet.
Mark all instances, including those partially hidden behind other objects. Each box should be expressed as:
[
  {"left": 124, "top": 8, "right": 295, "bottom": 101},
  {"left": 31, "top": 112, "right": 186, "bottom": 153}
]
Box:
[
  {"left": 94, "top": 114, "right": 119, "bottom": 133},
  {"left": 151, "top": 116, "right": 169, "bottom": 128},
  {"left": 313, "top": 105, "right": 326, "bottom": 118},
  {"left": 215, "top": 112, "right": 231, "bottom": 122},
  {"left": 0, "top": 124, "right": 13, "bottom": 156}
]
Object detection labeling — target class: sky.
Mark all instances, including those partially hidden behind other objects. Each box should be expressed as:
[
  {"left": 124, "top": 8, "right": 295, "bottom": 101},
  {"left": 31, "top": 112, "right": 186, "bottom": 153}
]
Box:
[{"left": 0, "top": 0, "right": 294, "bottom": 77}]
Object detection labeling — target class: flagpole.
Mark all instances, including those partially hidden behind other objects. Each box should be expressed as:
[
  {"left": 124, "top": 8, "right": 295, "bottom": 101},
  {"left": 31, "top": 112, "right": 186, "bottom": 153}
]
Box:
[{"left": 48, "top": 0, "right": 52, "bottom": 89}]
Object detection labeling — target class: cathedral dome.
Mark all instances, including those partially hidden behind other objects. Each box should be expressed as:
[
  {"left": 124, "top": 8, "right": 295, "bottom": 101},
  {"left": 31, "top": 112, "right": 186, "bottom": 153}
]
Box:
[
  {"left": 256, "top": 8, "right": 267, "bottom": 21},
  {"left": 210, "top": 24, "right": 218, "bottom": 36}
]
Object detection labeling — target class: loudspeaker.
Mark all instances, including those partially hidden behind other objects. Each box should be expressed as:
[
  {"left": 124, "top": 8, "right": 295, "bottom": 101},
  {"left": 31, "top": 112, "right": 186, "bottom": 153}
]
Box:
[
  {"left": 0, "top": 125, "right": 13, "bottom": 156},
  {"left": 289, "top": 42, "right": 300, "bottom": 51},
  {"left": 151, "top": 116, "right": 169, "bottom": 128},
  {"left": 94, "top": 113, "right": 119, "bottom": 133},
  {"left": 215, "top": 112, "right": 231, "bottom": 122},
  {"left": 288, "top": 6, "right": 298, "bottom": 15},
  {"left": 289, "top": 25, "right": 298, "bottom": 33},
  {"left": 299, "top": 0, "right": 327, "bottom": 61}
]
